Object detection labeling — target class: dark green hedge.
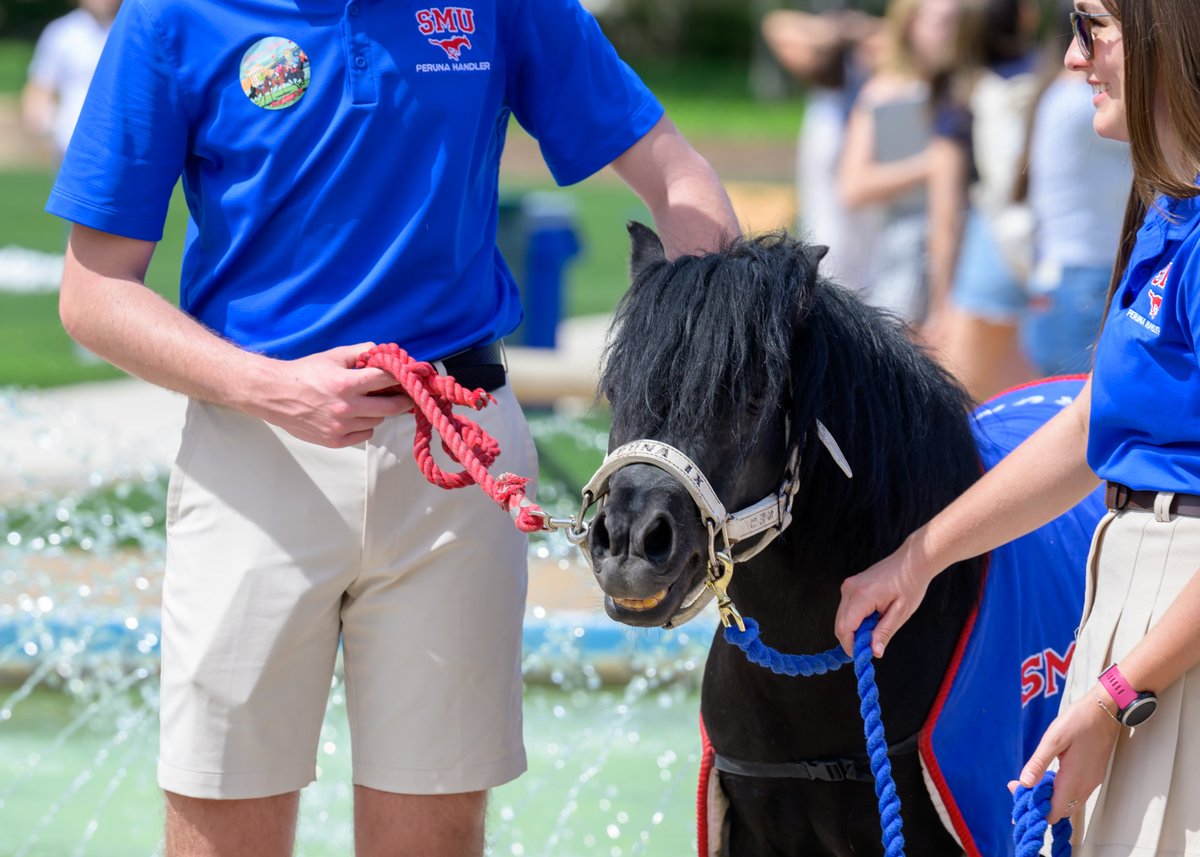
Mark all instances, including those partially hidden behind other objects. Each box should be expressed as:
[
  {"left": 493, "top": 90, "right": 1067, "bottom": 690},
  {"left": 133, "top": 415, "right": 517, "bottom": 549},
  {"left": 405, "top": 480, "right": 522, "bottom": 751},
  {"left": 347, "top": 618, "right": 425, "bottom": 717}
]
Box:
[{"left": 0, "top": 0, "right": 72, "bottom": 38}]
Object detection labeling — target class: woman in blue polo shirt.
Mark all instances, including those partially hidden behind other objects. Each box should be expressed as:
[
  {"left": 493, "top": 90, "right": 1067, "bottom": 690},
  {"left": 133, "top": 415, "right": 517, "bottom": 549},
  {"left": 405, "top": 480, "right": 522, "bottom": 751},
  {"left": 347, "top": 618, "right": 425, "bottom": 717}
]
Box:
[{"left": 835, "top": 0, "right": 1200, "bottom": 851}]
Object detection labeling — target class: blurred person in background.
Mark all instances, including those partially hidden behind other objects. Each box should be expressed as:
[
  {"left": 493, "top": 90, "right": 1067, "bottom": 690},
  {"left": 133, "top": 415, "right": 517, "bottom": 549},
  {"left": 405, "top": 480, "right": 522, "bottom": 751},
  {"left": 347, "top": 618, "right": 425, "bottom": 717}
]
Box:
[
  {"left": 21, "top": 0, "right": 123, "bottom": 162},
  {"left": 836, "top": 0, "right": 964, "bottom": 325},
  {"left": 1015, "top": 3, "right": 1131, "bottom": 376},
  {"left": 927, "top": 0, "right": 1042, "bottom": 399},
  {"left": 762, "top": 3, "right": 883, "bottom": 292},
  {"left": 22, "top": 0, "right": 123, "bottom": 365}
]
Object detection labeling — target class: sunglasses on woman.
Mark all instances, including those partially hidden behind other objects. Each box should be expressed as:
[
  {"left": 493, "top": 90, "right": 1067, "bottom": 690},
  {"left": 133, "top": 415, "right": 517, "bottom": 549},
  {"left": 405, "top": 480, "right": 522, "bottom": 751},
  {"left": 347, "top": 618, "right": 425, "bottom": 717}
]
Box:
[{"left": 1070, "top": 10, "right": 1114, "bottom": 60}]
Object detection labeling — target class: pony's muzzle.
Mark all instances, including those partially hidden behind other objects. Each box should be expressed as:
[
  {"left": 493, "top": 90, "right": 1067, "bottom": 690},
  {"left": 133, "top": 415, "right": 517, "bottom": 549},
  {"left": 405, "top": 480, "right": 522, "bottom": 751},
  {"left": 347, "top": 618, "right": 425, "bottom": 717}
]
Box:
[{"left": 587, "top": 464, "right": 707, "bottom": 624}]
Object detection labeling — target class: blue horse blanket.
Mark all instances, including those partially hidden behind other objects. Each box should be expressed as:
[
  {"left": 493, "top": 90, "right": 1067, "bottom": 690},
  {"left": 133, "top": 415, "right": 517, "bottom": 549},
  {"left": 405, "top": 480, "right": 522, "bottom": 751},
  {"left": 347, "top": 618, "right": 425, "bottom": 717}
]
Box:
[
  {"left": 919, "top": 376, "right": 1105, "bottom": 855},
  {"left": 696, "top": 377, "right": 1105, "bottom": 856}
]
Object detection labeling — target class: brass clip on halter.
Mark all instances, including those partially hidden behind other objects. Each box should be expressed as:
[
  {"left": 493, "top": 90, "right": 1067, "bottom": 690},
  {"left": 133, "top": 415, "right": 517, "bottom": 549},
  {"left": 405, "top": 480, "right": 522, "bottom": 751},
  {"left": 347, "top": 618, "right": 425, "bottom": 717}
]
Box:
[{"left": 706, "top": 519, "right": 745, "bottom": 632}]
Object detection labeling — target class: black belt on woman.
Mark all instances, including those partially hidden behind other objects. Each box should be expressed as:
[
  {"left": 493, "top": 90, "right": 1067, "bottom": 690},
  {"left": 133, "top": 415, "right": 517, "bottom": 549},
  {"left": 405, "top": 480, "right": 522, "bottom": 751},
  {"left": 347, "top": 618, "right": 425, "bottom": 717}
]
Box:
[
  {"left": 438, "top": 340, "right": 507, "bottom": 393},
  {"left": 1105, "top": 481, "right": 1200, "bottom": 518}
]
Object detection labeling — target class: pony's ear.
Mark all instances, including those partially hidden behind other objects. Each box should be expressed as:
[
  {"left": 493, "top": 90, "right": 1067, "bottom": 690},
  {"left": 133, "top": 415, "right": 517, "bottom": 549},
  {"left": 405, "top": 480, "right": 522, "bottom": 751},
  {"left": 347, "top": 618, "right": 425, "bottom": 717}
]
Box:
[
  {"left": 802, "top": 244, "right": 829, "bottom": 270},
  {"left": 627, "top": 221, "right": 667, "bottom": 281}
]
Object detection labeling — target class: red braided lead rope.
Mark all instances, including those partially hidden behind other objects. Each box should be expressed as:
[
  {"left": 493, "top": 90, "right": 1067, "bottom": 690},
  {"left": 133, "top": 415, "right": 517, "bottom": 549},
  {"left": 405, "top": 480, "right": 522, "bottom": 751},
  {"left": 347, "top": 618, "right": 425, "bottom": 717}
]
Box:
[{"left": 356, "top": 343, "right": 547, "bottom": 533}]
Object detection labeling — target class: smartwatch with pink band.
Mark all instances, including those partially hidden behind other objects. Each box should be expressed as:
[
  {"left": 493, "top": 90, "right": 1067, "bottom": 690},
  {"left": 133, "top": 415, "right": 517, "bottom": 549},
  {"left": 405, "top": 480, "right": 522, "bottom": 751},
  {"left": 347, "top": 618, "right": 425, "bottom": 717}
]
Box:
[{"left": 1098, "top": 663, "right": 1158, "bottom": 727}]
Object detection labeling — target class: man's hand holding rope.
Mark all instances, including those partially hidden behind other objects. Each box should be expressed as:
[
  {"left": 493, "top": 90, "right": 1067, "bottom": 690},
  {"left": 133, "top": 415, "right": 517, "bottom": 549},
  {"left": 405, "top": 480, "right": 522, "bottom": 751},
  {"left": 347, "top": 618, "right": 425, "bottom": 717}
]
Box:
[{"left": 249, "top": 342, "right": 415, "bottom": 448}]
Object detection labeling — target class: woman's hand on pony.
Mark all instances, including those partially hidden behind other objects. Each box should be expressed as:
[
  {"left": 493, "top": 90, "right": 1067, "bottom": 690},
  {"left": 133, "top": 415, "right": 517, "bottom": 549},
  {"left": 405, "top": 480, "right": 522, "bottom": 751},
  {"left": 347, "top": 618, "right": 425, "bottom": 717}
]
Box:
[{"left": 834, "top": 534, "right": 939, "bottom": 657}]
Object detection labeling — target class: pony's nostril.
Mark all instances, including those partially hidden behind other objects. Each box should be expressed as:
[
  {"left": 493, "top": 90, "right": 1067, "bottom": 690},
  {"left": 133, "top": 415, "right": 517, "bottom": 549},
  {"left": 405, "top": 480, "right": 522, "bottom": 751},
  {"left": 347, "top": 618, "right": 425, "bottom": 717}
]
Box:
[
  {"left": 639, "top": 515, "right": 674, "bottom": 565},
  {"left": 591, "top": 514, "right": 612, "bottom": 556}
]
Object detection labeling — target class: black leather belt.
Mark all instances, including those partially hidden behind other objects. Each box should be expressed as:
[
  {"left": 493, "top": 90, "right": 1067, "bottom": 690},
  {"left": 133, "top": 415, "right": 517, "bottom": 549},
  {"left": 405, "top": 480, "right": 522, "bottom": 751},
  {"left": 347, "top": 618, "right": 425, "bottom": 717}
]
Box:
[
  {"left": 439, "top": 340, "right": 507, "bottom": 392},
  {"left": 1106, "top": 481, "right": 1200, "bottom": 517}
]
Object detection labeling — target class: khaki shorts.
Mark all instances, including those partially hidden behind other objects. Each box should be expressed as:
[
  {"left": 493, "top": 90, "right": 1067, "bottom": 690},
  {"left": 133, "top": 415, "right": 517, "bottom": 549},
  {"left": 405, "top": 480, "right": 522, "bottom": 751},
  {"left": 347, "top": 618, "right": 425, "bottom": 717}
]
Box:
[{"left": 158, "top": 386, "right": 535, "bottom": 799}]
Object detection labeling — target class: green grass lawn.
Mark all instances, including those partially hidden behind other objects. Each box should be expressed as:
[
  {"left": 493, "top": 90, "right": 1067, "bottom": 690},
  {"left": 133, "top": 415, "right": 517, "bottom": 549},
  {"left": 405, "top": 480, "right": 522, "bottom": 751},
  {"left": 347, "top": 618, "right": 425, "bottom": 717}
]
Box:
[
  {"left": 0, "top": 170, "right": 191, "bottom": 387},
  {"left": 0, "top": 39, "right": 31, "bottom": 93},
  {"left": 638, "top": 58, "right": 804, "bottom": 142}
]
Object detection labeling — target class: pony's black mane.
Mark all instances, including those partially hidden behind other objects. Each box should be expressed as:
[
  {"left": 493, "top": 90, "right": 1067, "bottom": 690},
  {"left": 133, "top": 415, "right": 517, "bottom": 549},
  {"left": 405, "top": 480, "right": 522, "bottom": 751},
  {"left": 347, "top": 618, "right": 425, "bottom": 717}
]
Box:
[
  {"left": 602, "top": 233, "right": 808, "bottom": 453},
  {"left": 602, "top": 232, "right": 984, "bottom": 595}
]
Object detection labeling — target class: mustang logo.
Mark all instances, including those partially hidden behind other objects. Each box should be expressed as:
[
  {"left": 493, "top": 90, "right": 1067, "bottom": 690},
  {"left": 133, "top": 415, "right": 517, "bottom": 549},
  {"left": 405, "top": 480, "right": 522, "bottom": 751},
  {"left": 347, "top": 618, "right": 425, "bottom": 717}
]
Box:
[
  {"left": 429, "top": 36, "right": 472, "bottom": 60},
  {"left": 1149, "top": 291, "right": 1163, "bottom": 320}
]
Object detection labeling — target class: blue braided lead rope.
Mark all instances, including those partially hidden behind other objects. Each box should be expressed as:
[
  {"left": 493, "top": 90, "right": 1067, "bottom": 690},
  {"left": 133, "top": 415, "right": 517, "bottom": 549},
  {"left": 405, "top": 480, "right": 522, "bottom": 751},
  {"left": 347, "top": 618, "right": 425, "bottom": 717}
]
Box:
[
  {"left": 723, "top": 613, "right": 905, "bottom": 856},
  {"left": 853, "top": 614, "right": 905, "bottom": 856},
  {"left": 1012, "top": 770, "right": 1073, "bottom": 856},
  {"left": 724, "top": 617, "right": 852, "bottom": 675}
]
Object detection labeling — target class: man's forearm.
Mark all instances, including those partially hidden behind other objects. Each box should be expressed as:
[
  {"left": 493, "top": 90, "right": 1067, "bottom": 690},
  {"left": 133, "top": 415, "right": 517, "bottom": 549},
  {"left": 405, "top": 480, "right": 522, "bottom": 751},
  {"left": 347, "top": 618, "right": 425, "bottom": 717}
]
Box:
[
  {"left": 647, "top": 162, "right": 741, "bottom": 258},
  {"left": 60, "top": 252, "right": 275, "bottom": 412},
  {"left": 611, "top": 117, "right": 740, "bottom": 258}
]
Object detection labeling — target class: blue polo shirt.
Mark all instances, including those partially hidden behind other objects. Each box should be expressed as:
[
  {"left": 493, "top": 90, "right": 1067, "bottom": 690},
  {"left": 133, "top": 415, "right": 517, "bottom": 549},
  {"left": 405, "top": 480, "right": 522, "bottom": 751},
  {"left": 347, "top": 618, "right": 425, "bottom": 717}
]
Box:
[
  {"left": 47, "top": 0, "right": 663, "bottom": 360},
  {"left": 1088, "top": 193, "right": 1200, "bottom": 492}
]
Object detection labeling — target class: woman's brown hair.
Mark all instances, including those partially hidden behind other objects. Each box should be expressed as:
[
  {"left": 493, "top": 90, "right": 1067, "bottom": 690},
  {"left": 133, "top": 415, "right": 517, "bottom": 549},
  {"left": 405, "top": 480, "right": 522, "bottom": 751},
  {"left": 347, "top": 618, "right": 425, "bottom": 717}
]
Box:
[{"left": 1104, "top": 0, "right": 1200, "bottom": 311}]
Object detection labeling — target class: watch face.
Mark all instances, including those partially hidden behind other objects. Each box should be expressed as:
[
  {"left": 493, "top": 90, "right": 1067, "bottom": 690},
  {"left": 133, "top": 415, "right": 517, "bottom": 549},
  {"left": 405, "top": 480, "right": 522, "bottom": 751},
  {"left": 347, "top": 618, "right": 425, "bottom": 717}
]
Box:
[{"left": 1121, "top": 696, "right": 1158, "bottom": 727}]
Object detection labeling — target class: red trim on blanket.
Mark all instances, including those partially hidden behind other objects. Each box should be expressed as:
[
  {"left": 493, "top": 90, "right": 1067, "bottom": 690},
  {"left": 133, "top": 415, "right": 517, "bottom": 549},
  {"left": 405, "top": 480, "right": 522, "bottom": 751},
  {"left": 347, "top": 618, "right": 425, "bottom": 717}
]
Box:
[
  {"left": 918, "top": 554, "right": 990, "bottom": 857},
  {"left": 987, "top": 373, "right": 1090, "bottom": 401},
  {"left": 698, "top": 715, "right": 715, "bottom": 857}
]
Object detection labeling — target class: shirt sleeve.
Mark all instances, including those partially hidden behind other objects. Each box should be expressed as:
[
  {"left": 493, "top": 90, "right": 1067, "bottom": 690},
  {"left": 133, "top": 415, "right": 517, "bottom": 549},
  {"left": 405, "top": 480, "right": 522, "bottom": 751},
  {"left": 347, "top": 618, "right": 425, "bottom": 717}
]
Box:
[
  {"left": 505, "top": 0, "right": 663, "bottom": 186},
  {"left": 45, "top": 0, "right": 188, "bottom": 242}
]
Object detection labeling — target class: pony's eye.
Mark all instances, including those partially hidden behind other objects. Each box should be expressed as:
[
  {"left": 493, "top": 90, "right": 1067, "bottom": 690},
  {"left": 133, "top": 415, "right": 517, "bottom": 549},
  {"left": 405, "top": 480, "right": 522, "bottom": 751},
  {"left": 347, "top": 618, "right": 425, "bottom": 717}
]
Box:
[{"left": 746, "top": 395, "right": 766, "bottom": 416}]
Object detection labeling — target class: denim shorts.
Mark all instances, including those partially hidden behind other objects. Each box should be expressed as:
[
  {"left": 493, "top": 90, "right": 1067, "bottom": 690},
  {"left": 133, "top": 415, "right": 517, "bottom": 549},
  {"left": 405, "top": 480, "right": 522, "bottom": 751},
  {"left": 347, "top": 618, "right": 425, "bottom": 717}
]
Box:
[
  {"left": 951, "top": 209, "right": 1026, "bottom": 323},
  {"left": 1020, "top": 263, "right": 1111, "bottom": 375}
]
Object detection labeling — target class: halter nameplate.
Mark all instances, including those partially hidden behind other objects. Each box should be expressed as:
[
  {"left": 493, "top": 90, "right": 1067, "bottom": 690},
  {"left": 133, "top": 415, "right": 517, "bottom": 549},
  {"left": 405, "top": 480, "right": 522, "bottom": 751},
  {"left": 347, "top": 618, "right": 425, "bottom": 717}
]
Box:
[
  {"left": 582, "top": 440, "right": 731, "bottom": 531},
  {"left": 581, "top": 440, "right": 800, "bottom": 554}
]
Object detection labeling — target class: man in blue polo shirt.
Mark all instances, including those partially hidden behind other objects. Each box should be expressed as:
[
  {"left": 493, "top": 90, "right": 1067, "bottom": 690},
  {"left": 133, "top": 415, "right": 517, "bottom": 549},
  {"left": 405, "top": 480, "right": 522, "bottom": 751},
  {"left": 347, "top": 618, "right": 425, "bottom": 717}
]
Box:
[{"left": 49, "top": 0, "right": 740, "bottom": 853}]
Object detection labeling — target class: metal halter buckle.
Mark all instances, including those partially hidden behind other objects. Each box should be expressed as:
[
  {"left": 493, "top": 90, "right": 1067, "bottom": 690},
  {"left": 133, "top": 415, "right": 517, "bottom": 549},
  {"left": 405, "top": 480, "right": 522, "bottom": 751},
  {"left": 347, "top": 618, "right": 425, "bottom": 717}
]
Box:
[{"left": 705, "top": 518, "right": 744, "bottom": 631}]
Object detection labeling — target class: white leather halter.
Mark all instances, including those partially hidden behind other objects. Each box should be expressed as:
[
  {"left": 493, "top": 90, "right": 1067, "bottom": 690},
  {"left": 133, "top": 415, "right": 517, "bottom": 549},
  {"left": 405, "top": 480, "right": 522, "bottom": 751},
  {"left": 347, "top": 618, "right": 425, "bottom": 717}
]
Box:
[{"left": 572, "top": 420, "right": 852, "bottom": 630}]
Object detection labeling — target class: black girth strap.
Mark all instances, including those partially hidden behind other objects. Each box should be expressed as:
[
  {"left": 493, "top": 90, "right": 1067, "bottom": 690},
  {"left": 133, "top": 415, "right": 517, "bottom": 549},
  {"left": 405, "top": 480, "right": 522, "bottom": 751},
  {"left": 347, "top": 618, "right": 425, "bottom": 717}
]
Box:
[{"left": 712, "top": 731, "right": 920, "bottom": 783}]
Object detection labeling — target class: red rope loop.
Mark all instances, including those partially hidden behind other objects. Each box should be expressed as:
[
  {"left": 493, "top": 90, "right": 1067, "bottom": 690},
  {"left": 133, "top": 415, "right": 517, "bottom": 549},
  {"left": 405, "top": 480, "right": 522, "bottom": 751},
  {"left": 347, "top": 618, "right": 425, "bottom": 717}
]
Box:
[{"left": 356, "top": 343, "right": 547, "bottom": 532}]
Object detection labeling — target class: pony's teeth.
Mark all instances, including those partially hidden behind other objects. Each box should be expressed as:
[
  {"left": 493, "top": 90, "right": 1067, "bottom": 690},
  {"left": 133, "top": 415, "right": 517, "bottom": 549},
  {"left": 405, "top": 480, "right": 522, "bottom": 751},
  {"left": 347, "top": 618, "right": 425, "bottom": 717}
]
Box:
[{"left": 613, "top": 589, "right": 668, "bottom": 611}]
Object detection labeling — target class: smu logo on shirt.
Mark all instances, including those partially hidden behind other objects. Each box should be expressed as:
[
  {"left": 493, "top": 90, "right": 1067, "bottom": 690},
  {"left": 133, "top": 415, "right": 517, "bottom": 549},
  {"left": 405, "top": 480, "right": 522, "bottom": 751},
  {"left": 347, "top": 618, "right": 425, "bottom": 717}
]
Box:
[
  {"left": 415, "top": 7, "right": 489, "bottom": 71},
  {"left": 1148, "top": 290, "right": 1163, "bottom": 319},
  {"left": 1150, "top": 262, "right": 1172, "bottom": 289},
  {"left": 429, "top": 35, "right": 471, "bottom": 60},
  {"left": 417, "top": 7, "right": 475, "bottom": 58},
  {"left": 1122, "top": 263, "right": 1170, "bottom": 335}
]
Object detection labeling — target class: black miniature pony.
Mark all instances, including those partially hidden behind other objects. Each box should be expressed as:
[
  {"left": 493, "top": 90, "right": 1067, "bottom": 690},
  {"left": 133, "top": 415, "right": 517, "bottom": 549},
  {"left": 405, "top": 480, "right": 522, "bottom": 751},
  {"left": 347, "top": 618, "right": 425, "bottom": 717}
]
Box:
[{"left": 585, "top": 225, "right": 1096, "bottom": 856}]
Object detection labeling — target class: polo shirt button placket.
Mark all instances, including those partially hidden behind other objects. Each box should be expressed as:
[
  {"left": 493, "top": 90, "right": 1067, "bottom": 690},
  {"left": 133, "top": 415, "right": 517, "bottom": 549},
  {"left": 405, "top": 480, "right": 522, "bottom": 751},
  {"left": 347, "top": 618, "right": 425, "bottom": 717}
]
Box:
[{"left": 344, "top": 1, "right": 377, "bottom": 106}]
